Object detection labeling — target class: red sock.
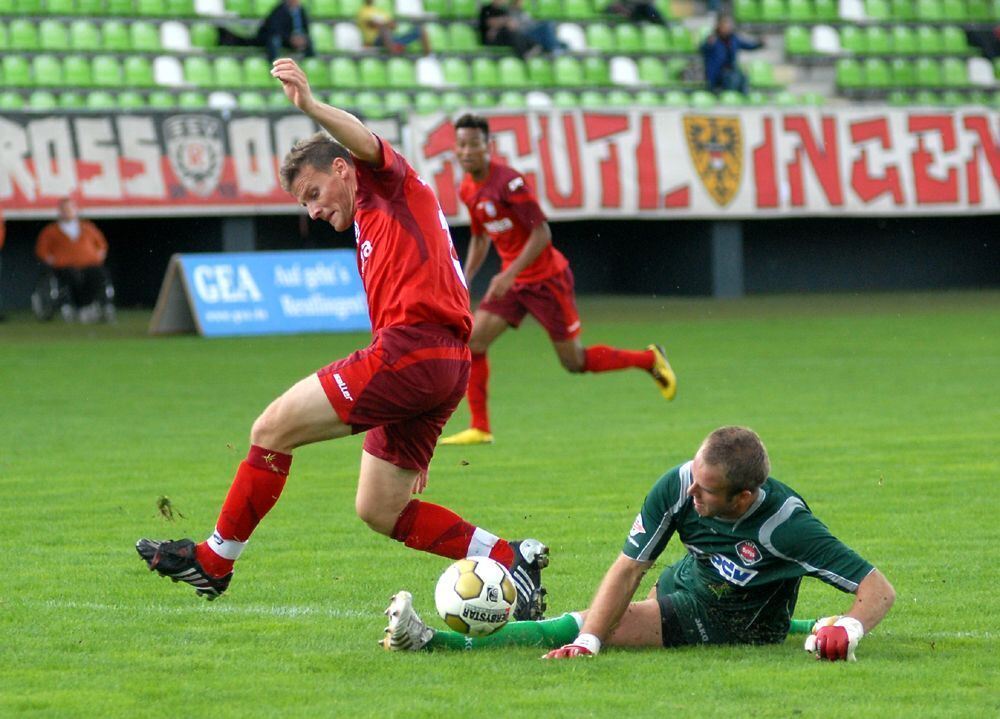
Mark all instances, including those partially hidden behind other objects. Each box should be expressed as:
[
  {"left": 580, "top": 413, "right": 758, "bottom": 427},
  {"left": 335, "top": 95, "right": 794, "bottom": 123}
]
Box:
[
  {"left": 391, "top": 499, "right": 514, "bottom": 567},
  {"left": 195, "top": 445, "right": 291, "bottom": 577},
  {"left": 583, "top": 345, "right": 654, "bottom": 373},
  {"left": 468, "top": 352, "right": 491, "bottom": 433}
]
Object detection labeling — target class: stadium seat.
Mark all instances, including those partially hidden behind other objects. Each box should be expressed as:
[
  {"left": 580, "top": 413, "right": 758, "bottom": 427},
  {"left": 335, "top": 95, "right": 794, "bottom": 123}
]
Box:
[
  {"left": 609, "top": 56, "right": 639, "bottom": 85},
  {"left": 18, "top": 0, "right": 42, "bottom": 11},
  {"left": 154, "top": 55, "right": 184, "bottom": 86},
  {"left": 865, "top": 26, "right": 890, "bottom": 55},
  {"left": 661, "top": 89, "right": 687, "bottom": 106},
  {"left": 62, "top": 55, "right": 93, "bottom": 86},
  {"left": 915, "top": 26, "right": 942, "bottom": 55},
  {"left": 438, "top": 90, "right": 465, "bottom": 111},
  {"left": 312, "top": 0, "right": 339, "bottom": 16},
  {"left": 422, "top": 22, "right": 447, "bottom": 52},
  {"left": 441, "top": 56, "right": 470, "bottom": 86},
  {"left": 748, "top": 60, "right": 779, "bottom": 88},
  {"left": 383, "top": 90, "right": 411, "bottom": 115},
  {"left": 178, "top": 90, "right": 208, "bottom": 108},
  {"left": 130, "top": 21, "right": 161, "bottom": 51},
  {"left": 941, "top": 26, "right": 970, "bottom": 55},
  {"left": 614, "top": 24, "right": 641, "bottom": 53},
  {"left": 564, "top": 0, "right": 596, "bottom": 19},
  {"left": 184, "top": 56, "right": 215, "bottom": 86},
  {"left": 547, "top": 89, "right": 575, "bottom": 107},
  {"left": 0, "top": 23, "right": 8, "bottom": 51},
  {"left": 689, "top": 90, "right": 715, "bottom": 107},
  {"left": 471, "top": 57, "right": 498, "bottom": 87},
  {"left": 413, "top": 90, "right": 440, "bottom": 114},
  {"left": 497, "top": 56, "right": 529, "bottom": 88},
  {"left": 334, "top": 22, "right": 363, "bottom": 51},
  {"left": 670, "top": 25, "right": 693, "bottom": 53},
  {"left": 967, "top": 57, "right": 995, "bottom": 85},
  {"left": 581, "top": 55, "right": 608, "bottom": 85},
  {"left": 840, "top": 26, "right": 865, "bottom": 54},
  {"left": 836, "top": 58, "right": 863, "bottom": 89},
  {"left": 811, "top": 24, "right": 840, "bottom": 54},
  {"left": 92, "top": 55, "right": 123, "bottom": 87},
  {"left": 415, "top": 56, "right": 444, "bottom": 87},
  {"left": 552, "top": 55, "right": 583, "bottom": 86},
  {"left": 191, "top": 22, "right": 219, "bottom": 49},
  {"left": 214, "top": 56, "right": 245, "bottom": 87},
  {"left": 886, "top": 89, "right": 912, "bottom": 105},
  {"left": 734, "top": 0, "right": 761, "bottom": 22},
  {"left": 634, "top": 89, "right": 661, "bottom": 106},
  {"left": 86, "top": 90, "right": 117, "bottom": 109},
  {"left": 760, "top": 0, "right": 786, "bottom": 22},
  {"left": 208, "top": 90, "right": 237, "bottom": 109},
  {"left": 863, "top": 57, "right": 891, "bottom": 88},
  {"left": 888, "top": 0, "right": 913, "bottom": 19},
  {"left": 966, "top": 0, "right": 990, "bottom": 20},
  {"left": 0, "top": 91, "right": 25, "bottom": 110},
  {"left": 914, "top": 57, "right": 942, "bottom": 86},
  {"left": 46, "top": 0, "right": 75, "bottom": 13},
  {"left": 603, "top": 89, "right": 629, "bottom": 106},
  {"left": 326, "top": 90, "right": 353, "bottom": 109},
  {"left": 637, "top": 56, "right": 667, "bottom": 85},
  {"left": 800, "top": 91, "right": 826, "bottom": 105},
  {"left": 785, "top": 25, "right": 812, "bottom": 55},
  {"left": 136, "top": 0, "right": 160, "bottom": 15},
  {"left": 354, "top": 90, "right": 386, "bottom": 118},
  {"left": 447, "top": 22, "right": 478, "bottom": 51},
  {"left": 915, "top": 0, "right": 944, "bottom": 21},
  {"left": 386, "top": 56, "right": 416, "bottom": 87},
  {"left": 864, "top": 0, "right": 891, "bottom": 20},
  {"left": 533, "top": 0, "right": 560, "bottom": 19},
  {"left": 118, "top": 90, "right": 147, "bottom": 109},
  {"left": 449, "top": 0, "right": 477, "bottom": 18},
  {"left": 814, "top": 0, "right": 837, "bottom": 20},
  {"left": 641, "top": 24, "right": 669, "bottom": 53},
  {"left": 307, "top": 22, "right": 332, "bottom": 52},
  {"left": 469, "top": 89, "right": 497, "bottom": 107},
  {"left": 32, "top": 56, "right": 64, "bottom": 87},
  {"left": 358, "top": 57, "right": 387, "bottom": 87},
  {"left": 9, "top": 20, "right": 39, "bottom": 51},
  {"left": 101, "top": 21, "right": 131, "bottom": 51},
  {"left": 787, "top": 0, "right": 812, "bottom": 21},
  {"left": 160, "top": 21, "right": 192, "bottom": 51},
  {"left": 167, "top": 0, "right": 196, "bottom": 15},
  {"left": 195, "top": 0, "right": 227, "bottom": 14},
  {"left": 586, "top": 23, "right": 615, "bottom": 52},
  {"left": 528, "top": 91, "right": 556, "bottom": 109},
  {"left": 28, "top": 90, "right": 59, "bottom": 110},
  {"left": 941, "top": 57, "right": 967, "bottom": 86},
  {"left": 890, "top": 25, "right": 915, "bottom": 55},
  {"left": 106, "top": 0, "right": 135, "bottom": 13},
  {"left": 526, "top": 56, "right": 553, "bottom": 86},
  {"left": 39, "top": 21, "right": 69, "bottom": 52},
  {"left": 890, "top": 57, "right": 914, "bottom": 86},
  {"left": 124, "top": 56, "right": 155, "bottom": 86},
  {"left": 497, "top": 90, "right": 526, "bottom": 108},
  {"left": 718, "top": 90, "right": 748, "bottom": 106},
  {"left": 330, "top": 57, "right": 361, "bottom": 88},
  {"left": 234, "top": 90, "right": 264, "bottom": 109},
  {"left": 912, "top": 89, "right": 943, "bottom": 105}
]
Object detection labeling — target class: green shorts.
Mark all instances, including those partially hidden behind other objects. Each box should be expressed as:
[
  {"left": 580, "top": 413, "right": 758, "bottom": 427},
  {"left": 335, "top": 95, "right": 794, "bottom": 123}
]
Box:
[{"left": 655, "top": 563, "right": 791, "bottom": 647}]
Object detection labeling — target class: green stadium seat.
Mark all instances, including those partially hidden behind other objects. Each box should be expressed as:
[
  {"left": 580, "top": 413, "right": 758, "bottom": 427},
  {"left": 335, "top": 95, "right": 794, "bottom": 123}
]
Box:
[
  {"left": 497, "top": 90, "right": 526, "bottom": 108},
  {"left": 787, "top": 0, "right": 812, "bottom": 21},
  {"left": 886, "top": 90, "right": 912, "bottom": 105},
  {"left": 915, "top": 26, "right": 942, "bottom": 54},
  {"left": 105, "top": 0, "right": 132, "bottom": 12},
  {"left": 298, "top": 57, "right": 328, "bottom": 87},
  {"left": 311, "top": 0, "right": 339, "bottom": 16},
  {"left": 62, "top": 55, "right": 92, "bottom": 86},
  {"left": 942, "top": 0, "right": 966, "bottom": 18},
  {"left": 0, "top": 23, "right": 8, "bottom": 51},
  {"left": 92, "top": 55, "right": 123, "bottom": 87},
  {"left": 771, "top": 90, "right": 798, "bottom": 106},
  {"left": 383, "top": 90, "right": 410, "bottom": 115},
  {"left": 471, "top": 57, "right": 498, "bottom": 87},
  {"left": 689, "top": 90, "right": 715, "bottom": 107},
  {"left": 534, "top": 0, "right": 562, "bottom": 18},
  {"left": 603, "top": 89, "right": 629, "bottom": 106},
  {"left": 449, "top": 0, "right": 476, "bottom": 17},
  {"left": 422, "top": 0, "right": 446, "bottom": 15},
  {"left": 748, "top": 60, "right": 779, "bottom": 87},
  {"left": 836, "top": 58, "right": 863, "bottom": 89},
  {"left": 0, "top": 92, "right": 25, "bottom": 110},
  {"left": 913, "top": 89, "right": 943, "bottom": 105},
  {"left": 354, "top": 90, "right": 386, "bottom": 118},
  {"left": 124, "top": 56, "right": 155, "bottom": 86},
  {"left": 39, "top": 21, "right": 69, "bottom": 51},
  {"left": 553, "top": 55, "right": 583, "bottom": 86},
  {"left": 914, "top": 57, "right": 942, "bottom": 86},
  {"left": 814, "top": 0, "right": 837, "bottom": 20},
  {"left": 413, "top": 90, "right": 440, "bottom": 114},
  {"left": 966, "top": 89, "right": 989, "bottom": 105},
  {"left": 77, "top": 0, "right": 105, "bottom": 13},
  {"left": 800, "top": 91, "right": 826, "bottom": 105},
  {"left": 330, "top": 57, "right": 360, "bottom": 88},
  {"left": 941, "top": 26, "right": 970, "bottom": 54},
  {"left": 324, "top": 91, "right": 351, "bottom": 110},
  {"left": 235, "top": 90, "right": 266, "bottom": 109},
  {"left": 438, "top": 90, "right": 465, "bottom": 111},
  {"left": 865, "top": 26, "right": 890, "bottom": 54},
  {"left": 966, "top": 0, "right": 990, "bottom": 20},
  {"left": 46, "top": 0, "right": 76, "bottom": 14},
  {"left": 178, "top": 91, "right": 208, "bottom": 108},
  {"left": 339, "top": 0, "right": 365, "bottom": 17},
  {"left": 224, "top": 0, "right": 251, "bottom": 14},
  {"left": 669, "top": 25, "right": 693, "bottom": 53},
  {"left": 32, "top": 55, "right": 64, "bottom": 87},
  {"left": 564, "top": 0, "right": 596, "bottom": 19},
  {"left": 760, "top": 0, "right": 786, "bottom": 22},
  {"left": 526, "top": 56, "right": 552, "bottom": 86},
  {"left": 190, "top": 22, "right": 219, "bottom": 49},
  {"left": 422, "top": 22, "right": 447, "bottom": 52},
  {"left": 939, "top": 89, "right": 964, "bottom": 105},
  {"left": 9, "top": 20, "right": 39, "bottom": 50},
  {"left": 86, "top": 90, "right": 117, "bottom": 109},
  {"left": 135, "top": 0, "right": 161, "bottom": 14},
  {"left": 941, "top": 57, "right": 966, "bottom": 85},
  {"left": 100, "top": 20, "right": 131, "bottom": 51},
  {"left": 995, "top": 57, "right": 1000, "bottom": 79},
  {"left": 18, "top": 0, "right": 42, "bottom": 11},
  {"left": 28, "top": 90, "right": 59, "bottom": 110},
  {"left": 184, "top": 56, "right": 214, "bottom": 86},
  {"left": 441, "top": 56, "right": 470, "bottom": 86},
  {"left": 641, "top": 24, "right": 669, "bottom": 52},
  {"left": 448, "top": 23, "right": 478, "bottom": 51},
  {"left": 915, "top": 0, "right": 944, "bottom": 21},
  {"left": 734, "top": 0, "right": 761, "bottom": 21},
  {"left": 661, "top": 89, "right": 687, "bottom": 106},
  {"left": 130, "top": 21, "right": 161, "bottom": 51},
  {"left": 718, "top": 90, "right": 748, "bottom": 106},
  {"left": 497, "top": 56, "right": 529, "bottom": 87},
  {"left": 840, "top": 26, "right": 864, "bottom": 54},
  {"left": 118, "top": 90, "right": 146, "bottom": 109},
  {"left": 614, "top": 24, "right": 641, "bottom": 53},
  {"left": 166, "top": 0, "right": 195, "bottom": 15},
  {"left": 468, "top": 89, "right": 496, "bottom": 107},
  {"left": 58, "top": 92, "right": 86, "bottom": 108},
  {"left": 547, "top": 89, "right": 575, "bottom": 107},
  {"left": 586, "top": 24, "right": 615, "bottom": 52},
  {"left": 637, "top": 56, "right": 667, "bottom": 85},
  {"left": 633, "top": 89, "right": 659, "bottom": 105},
  {"left": 863, "top": 57, "right": 891, "bottom": 87},
  {"left": 243, "top": 56, "right": 271, "bottom": 87},
  {"left": 307, "top": 23, "right": 331, "bottom": 51},
  {"left": 891, "top": 57, "right": 915, "bottom": 86},
  {"left": 577, "top": 55, "right": 604, "bottom": 85},
  {"left": 865, "top": 0, "right": 891, "bottom": 20},
  {"left": 387, "top": 56, "right": 417, "bottom": 87},
  {"left": 890, "top": 25, "right": 915, "bottom": 54},
  {"left": 784, "top": 25, "right": 812, "bottom": 55},
  {"left": 358, "top": 57, "right": 387, "bottom": 87},
  {"left": 888, "top": 0, "right": 912, "bottom": 19}
]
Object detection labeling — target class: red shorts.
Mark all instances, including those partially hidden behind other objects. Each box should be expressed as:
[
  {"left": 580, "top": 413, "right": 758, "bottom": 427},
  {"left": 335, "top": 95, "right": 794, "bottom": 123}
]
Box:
[
  {"left": 478, "top": 266, "right": 582, "bottom": 341},
  {"left": 316, "top": 324, "right": 471, "bottom": 471}
]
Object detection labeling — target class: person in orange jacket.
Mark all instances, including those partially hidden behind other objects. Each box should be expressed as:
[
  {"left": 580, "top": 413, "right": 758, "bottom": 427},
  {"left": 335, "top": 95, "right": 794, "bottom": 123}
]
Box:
[{"left": 35, "top": 197, "right": 115, "bottom": 323}]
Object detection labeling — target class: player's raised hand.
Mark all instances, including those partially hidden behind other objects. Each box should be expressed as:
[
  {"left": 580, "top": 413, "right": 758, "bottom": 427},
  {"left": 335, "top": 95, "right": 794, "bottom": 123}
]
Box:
[
  {"left": 484, "top": 270, "right": 515, "bottom": 302},
  {"left": 271, "top": 58, "right": 316, "bottom": 113},
  {"left": 804, "top": 616, "right": 864, "bottom": 662},
  {"left": 542, "top": 643, "right": 595, "bottom": 659}
]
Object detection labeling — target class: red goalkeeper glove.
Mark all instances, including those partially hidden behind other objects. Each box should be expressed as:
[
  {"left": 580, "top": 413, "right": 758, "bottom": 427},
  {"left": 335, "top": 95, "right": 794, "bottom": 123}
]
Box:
[
  {"left": 542, "top": 633, "right": 601, "bottom": 659},
  {"left": 804, "top": 616, "right": 864, "bottom": 662}
]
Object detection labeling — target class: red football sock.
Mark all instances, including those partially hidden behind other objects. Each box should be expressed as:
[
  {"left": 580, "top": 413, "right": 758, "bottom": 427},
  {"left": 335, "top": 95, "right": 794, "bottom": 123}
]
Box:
[
  {"left": 468, "top": 352, "right": 491, "bottom": 433},
  {"left": 583, "top": 345, "right": 654, "bottom": 373},
  {"left": 195, "top": 445, "right": 291, "bottom": 578},
  {"left": 391, "top": 499, "right": 514, "bottom": 567}
]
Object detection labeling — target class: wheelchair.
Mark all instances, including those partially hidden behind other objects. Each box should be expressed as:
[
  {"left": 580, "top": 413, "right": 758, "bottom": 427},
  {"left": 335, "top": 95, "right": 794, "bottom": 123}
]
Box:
[{"left": 31, "top": 265, "right": 116, "bottom": 322}]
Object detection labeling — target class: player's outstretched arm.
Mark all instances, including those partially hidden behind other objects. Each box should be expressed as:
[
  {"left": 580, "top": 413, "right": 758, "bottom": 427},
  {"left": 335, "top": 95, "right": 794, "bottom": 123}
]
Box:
[
  {"left": 462, "top": 234, "right": 491, "bottom": 286},
  {"left": 805, "top": 569, "right": 895, "bottom": 662},
  {"left": 544, "top": 553, "right": 651, "bottom": 659},
  {"left": 270, "top": 58, "right": 381, "bottom": 164}
]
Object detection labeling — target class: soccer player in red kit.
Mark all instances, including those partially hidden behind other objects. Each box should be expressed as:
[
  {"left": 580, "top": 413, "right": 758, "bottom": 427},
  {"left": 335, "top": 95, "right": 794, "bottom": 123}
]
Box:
[
  {"left": 439, "top": 114, "right": 678, "bottom": 446},
  {"left": 136, "top": 60, "right": 549, "bottom": 620}
]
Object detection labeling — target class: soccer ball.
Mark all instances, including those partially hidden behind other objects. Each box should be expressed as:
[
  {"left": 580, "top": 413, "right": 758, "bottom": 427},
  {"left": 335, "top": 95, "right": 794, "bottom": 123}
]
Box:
[{"left": 434, "top": 556, "right": 517, "bottom": 636}]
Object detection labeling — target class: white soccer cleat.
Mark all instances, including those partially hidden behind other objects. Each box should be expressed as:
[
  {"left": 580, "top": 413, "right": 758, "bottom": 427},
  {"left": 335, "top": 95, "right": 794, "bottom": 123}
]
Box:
[{"left": 381, "top": 591, "right": 434, "bottom": 652}]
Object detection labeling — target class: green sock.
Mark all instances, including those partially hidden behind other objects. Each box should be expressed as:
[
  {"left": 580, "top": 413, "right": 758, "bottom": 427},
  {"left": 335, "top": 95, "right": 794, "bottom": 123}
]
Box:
[
  {"left": 788, "top": 618, "right": 818, "bottom": 635},
  {"left": 427, "top": 612, "right": 582, "bottom": 651}
]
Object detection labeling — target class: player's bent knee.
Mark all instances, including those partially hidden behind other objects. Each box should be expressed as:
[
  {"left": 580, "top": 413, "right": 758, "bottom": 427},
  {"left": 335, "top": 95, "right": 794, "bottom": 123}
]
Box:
[
  {"left": 250, "top": 398, "right": 292, "bottom": 450},
  {"left": 355, "top": 498, "right": 397, "bottom": 536}
]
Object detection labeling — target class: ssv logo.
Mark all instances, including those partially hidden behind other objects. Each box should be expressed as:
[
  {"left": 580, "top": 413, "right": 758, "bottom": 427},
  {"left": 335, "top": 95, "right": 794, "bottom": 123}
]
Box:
[{"left": 710, "top": 554, "right": 758, "bottom": 586}]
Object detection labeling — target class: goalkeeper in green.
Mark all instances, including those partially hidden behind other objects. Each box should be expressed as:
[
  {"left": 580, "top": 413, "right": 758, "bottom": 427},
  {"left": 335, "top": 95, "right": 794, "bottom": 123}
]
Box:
[{"left": 381, "top": 426, "right": 895, "bottom": 661}]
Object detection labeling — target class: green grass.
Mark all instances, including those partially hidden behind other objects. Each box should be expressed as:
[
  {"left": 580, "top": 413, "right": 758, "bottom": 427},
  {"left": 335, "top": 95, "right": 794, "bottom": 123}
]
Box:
[{"left": 1, "top": 291, "right": 998, "bottom": 718}]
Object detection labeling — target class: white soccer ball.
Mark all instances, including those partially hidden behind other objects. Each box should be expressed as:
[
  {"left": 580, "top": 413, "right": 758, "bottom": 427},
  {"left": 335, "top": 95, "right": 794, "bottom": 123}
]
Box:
[{"left": 434, "top": 556, "right": 517, "bottom": 636}]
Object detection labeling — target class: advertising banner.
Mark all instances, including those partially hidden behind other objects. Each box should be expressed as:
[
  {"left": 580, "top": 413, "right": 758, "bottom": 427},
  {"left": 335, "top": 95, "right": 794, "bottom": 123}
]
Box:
[{"left": 149, "top": 249, "right": 370, "bottom": 338}]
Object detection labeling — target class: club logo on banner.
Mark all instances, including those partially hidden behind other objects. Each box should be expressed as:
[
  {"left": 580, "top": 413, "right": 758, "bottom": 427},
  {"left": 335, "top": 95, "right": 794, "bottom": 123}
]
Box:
[
  {"left": 683, "top": 115, "right": 743, "bottom": 207},
  {"left": 164, "top": 115, "right": 224, "bottom": 197}
]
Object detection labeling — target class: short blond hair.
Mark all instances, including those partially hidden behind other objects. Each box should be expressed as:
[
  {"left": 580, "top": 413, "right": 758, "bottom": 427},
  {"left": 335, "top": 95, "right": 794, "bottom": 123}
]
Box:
[
  {"left": 279, "top": 132, "right": 353, "bottom": 192},
  {"left": 701, "top": 426, "right": 770, "bottom": 496}
]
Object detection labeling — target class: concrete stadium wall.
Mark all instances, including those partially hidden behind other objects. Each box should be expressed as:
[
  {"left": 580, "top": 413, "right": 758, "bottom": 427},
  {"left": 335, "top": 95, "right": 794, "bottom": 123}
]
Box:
[{"left": 0, "top": 214, "right": 997, "bottom": 312}]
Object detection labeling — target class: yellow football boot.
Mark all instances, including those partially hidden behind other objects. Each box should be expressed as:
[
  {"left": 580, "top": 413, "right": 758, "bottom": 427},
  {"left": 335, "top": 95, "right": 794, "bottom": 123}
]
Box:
[
  {"left": 648, "top": 344, "right": 677, "bottom": 401},
  {"left": 439, "top": 428, "right": 495, "bottom": 445}
]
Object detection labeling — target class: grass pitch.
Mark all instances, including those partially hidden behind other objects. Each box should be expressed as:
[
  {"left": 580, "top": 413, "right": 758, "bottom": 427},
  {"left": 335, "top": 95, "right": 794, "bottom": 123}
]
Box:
[{"left": 1, "top": 292, "right": 998, "bottom": 718}]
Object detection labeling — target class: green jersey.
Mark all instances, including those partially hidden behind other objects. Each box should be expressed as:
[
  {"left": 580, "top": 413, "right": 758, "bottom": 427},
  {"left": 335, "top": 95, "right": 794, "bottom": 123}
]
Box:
[{"left": 623, "top": 462, "right": 874, "bottom": 611}]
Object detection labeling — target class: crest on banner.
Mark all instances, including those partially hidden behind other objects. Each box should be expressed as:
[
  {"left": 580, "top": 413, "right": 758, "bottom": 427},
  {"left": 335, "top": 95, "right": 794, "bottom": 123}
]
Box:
[
  {"left": 164, "top": 115, "right": 224, "bottom": 197},
  {"left": 683, "top": 116, "right": 743, "bottom": 207}
]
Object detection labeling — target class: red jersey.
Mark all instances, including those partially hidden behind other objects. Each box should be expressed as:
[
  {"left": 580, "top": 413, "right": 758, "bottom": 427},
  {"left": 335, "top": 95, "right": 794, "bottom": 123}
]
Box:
[
  {"left": 353, "top": 138, "right": 472, "bottom": 342},
  {"left": 460, "top": 160, "right": 568, "bottom": 284}
]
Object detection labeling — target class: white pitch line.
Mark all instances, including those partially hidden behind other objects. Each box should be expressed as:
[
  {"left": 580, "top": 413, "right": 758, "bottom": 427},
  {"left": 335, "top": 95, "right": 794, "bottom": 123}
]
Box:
[{"left": 30, "top": 598, "right": 371, "bottom": 619}]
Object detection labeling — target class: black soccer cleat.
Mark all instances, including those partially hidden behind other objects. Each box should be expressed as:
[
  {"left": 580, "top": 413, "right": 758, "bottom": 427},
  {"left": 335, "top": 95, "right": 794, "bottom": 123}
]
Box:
[
  {"left": 509, "top": 539, "right": 549, "bottom": 621},
  {"left": 135, "top": 538, "right": 232, "bottom": 600}
]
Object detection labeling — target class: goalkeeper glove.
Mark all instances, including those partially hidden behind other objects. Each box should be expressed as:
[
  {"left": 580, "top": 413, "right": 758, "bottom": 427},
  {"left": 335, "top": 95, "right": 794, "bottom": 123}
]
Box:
[
  {"left": 804, "top": 616, "right": 864, "bottom": 662},
  {"left": 542, "top": 633, "right": 601, "bottom": 659}
]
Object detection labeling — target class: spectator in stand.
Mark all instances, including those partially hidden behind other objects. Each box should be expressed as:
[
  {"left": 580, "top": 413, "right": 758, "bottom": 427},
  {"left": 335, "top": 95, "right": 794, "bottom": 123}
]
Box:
[
  {"left": 603, "top": 0, "right": 666, "bottom": 25},
  {"left": 219, "top": 0, "right": 315, "bottom": 62},
  {"left": 35, "top": 198, "right": 115, "bottom": 323},
  {"left": 357, "top": 0, "right": 432, "bottom": 56},
  {"left": 479, "top": 0, "right": 565, "bottom": 58},
  {"left": 699, "top": 14, "right": 763, "bottom": 94}
]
